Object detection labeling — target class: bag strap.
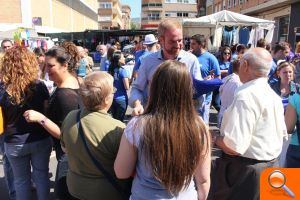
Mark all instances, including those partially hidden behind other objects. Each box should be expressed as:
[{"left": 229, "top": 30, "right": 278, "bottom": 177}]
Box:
[{"left": 76, "top": 110, "right": 129, "bottom": 199}]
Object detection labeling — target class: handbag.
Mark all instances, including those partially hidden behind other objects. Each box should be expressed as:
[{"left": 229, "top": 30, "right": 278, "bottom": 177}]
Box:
[{"left": 76, "top": 110, "right": 131, "bottom": 200}]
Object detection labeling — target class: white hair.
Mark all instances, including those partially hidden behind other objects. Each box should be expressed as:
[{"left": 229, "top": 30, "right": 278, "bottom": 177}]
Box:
[{"left": 242, "top": 48, "right": 272, "bottom": 77}]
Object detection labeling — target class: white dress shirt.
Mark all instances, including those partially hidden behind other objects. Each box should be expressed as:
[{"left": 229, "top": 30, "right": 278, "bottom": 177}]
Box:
[{"left": 220, "top": 77, "right": 288, "bottom": 160}]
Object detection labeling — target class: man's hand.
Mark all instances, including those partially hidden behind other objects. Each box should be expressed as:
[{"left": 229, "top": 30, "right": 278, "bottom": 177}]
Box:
[{"left": 132, "top": 101, "right": 144, "bottom": 116}]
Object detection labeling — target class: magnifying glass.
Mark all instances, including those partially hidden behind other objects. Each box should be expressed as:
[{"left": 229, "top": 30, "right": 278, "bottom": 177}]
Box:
[{"left": 268, "top": 170, "right": 295, "bottom": 198}]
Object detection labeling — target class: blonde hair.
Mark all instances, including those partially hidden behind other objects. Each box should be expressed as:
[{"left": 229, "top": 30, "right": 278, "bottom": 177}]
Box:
[
  {"left": 158, "top": 19, "right": 182, "bottom": 38},
  {"left": 0, "top": 46, "right": 39, "bottom": 104},
  {"left": 276, "top": 61, "right": 295, "bottom": 73},
  {"left": 80, "top": 71, "right": 113, "bottom": 111}
]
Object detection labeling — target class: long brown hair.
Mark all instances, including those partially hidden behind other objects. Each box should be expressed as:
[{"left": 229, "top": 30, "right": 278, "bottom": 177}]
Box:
[
  {"left": 140, "top": 60, "right": 209, "bottom": 195},
  {"left": 0, "top": 46, "right": 39, "bottom": 104}
]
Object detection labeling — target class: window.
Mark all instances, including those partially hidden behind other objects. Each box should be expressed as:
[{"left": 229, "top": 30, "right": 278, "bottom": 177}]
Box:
[
  {"left": 239, "top": 0, "right": 243, "bottom": 4},
  {"left": 99, "top": 2, "right": 112, "bottom": 9},
  {"left": 184, "top": 0, "right": 189, "bottom": 3},
  {"left": 183, "top": 12, "right": 188, "bottom": 17},
  {"left": 98, "top": 16, "right": 111, "bottom": 21},
  {"left": 177, "top": 0, "right": 183, "bottom": 3},
  {"left": 142, "top": 3, "right": 162, "bottom": 7},
  {"left": 223, "top": 0, "right": 226, "bottom": 9},
  {"left": 177, "top": 12, "right": 182, "bottom": 17},
  {"left": 233, "top": 0, "right": 237, "bottom": 6},
  {"left": 228, "top": 0, "right": 231, "bottom": 8}
]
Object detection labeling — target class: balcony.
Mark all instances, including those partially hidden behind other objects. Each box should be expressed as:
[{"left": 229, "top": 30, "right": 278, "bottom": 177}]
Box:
[
  {"left": 142, "top": 3, "right": 163, "bottom": 11},
  {"left": 141, "top": 16, "right": 161, "bottom": 22}
]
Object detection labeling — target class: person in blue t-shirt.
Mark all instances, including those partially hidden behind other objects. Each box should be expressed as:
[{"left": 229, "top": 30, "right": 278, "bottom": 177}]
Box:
[
  {"left": 269, "top": 42, "right": 289, "bottom": 84},
  {"left": 108, "top": 51, "right": 130, "bottom": 121},
  {"left": 218, "top": 47, "right": 232, "bottom": 78},
  {"left": 190, "top": 34, "right": 221, "bottom": 124},
  {"left": 132, "top": 34, "right": 158, "bottom": 80},
  {"left": 285, "top": 88, "right": 300, "bottom": 167}
]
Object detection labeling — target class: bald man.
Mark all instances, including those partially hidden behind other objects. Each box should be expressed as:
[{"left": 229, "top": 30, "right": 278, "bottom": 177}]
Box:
[
  {"left": 213, "top": 48, "right": 287, "bottom": 200},
  {"left": 97, "top": 44, "right": 108, "bottom": 71}
]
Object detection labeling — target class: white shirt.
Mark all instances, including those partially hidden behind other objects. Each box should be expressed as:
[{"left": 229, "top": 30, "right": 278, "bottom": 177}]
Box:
[
  {"left": 218, "top": 73, "right": 242, "bottom": 127},
  {"left": 220, "top": 77, "right": 287, "bottom": 160}
]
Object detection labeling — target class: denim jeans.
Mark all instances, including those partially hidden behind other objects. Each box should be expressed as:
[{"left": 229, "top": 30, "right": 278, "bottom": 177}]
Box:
[
  {"left": 5, "top": 137, "right": 52, "bottom": 200},
  {"left": 111, "top": 97, "right": 128, "bottom": 122},
  {"left": 0, "top": 135, "right": 16, "bottom": 200},
  {"left": 286, "top": 144, "right": 300, "bottom": 167},
  {"left": 198, "top": 100, "right": 211, "bottom": 125}
]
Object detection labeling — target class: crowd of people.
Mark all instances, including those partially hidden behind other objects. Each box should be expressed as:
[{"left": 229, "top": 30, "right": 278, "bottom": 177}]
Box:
[{"left": 0, "top": 18, "right": 300, "bottom": 200}]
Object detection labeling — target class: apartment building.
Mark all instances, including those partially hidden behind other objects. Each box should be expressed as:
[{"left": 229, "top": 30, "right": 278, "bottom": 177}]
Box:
[
  {"left": 98, "top": 0, "right": 123, "bottom": 29},
  {"left": 141, "top": 0, "right": 198, "bottom": 29},
  {"left": 0, "top": 0, "right": 98, "bottom": 32},
  {"left": 211, "top": 0, "right": 300, "bottom": 48},
  {"left": 122, "top": 5, "right": 131, "bottom": 29}
]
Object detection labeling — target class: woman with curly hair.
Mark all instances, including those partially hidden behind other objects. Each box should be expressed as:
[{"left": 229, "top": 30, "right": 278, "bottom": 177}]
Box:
[
  {"left": 24, "top": 46, "right": 82, "bottom": 199},
  {"left": 0, "top": 46, "right": 52, "bottom": 200}
]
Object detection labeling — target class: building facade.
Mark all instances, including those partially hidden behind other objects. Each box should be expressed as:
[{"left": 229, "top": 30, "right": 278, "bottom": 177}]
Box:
[
  {"left": 211, "top": 0, "right": 300, "bottom": 49},
  {"left": 0, "top": 0, "right": 98, "bottom": 32},
  {"left": 98, "top": 0, "right": 123, "bottom": 29},
  {"left": 122, "top": 4, "right": 131, "bottom": 29},
  {"left": 141, "top": 0, "right": 198, "bottom": 29}
]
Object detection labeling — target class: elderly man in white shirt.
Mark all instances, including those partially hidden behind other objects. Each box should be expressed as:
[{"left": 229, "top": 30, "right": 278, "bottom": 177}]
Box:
[{"left": 213, "top": 48, "right": 287, "bottom": 200}]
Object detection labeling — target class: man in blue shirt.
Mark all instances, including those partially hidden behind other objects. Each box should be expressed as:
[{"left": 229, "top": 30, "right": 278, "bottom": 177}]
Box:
[
  {"left": 269, "top": 43, "right": 289, "bottom": 84},
  {"left": 129, "top": 19, "right": 203, "bottom": 116},
  {"left": 190, "top": 34, "right": 221, "bottom": 124},
  {"left": 131, "top": 34, "right": 158, "bottom": 80}
]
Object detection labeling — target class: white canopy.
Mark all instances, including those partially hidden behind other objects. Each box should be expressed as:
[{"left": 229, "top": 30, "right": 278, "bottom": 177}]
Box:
[
  {"left": 183, "top": 10, "right": 274, "bottom": 28},
  {"left": 183, "top": 10, "right": 275, "bottom": 49}
]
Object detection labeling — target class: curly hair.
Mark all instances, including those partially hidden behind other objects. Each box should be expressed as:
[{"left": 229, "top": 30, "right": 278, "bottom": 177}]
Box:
[
  {"left": 0, "top": 46, "right": 39, "bottom": 104},
  {"left": 60, "top": 41, "right": 81, "bottom": 73}
]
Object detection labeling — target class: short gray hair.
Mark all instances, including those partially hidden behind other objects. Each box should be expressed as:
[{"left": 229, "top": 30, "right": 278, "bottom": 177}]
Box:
[
  {"left": 242, "top": 48, "right": 272, "bottom": 77},
  {"left": 80, "top": 71, "right": 114, "bottom": 111}
]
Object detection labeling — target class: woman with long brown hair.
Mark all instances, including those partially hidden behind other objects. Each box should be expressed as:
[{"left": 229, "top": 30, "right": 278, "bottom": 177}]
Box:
[
  {"left": 0, "top": 46, "right": 52, "bottom": 200},
  {"left": 114, "top": 60, "right": 211, "bottom": 199}
]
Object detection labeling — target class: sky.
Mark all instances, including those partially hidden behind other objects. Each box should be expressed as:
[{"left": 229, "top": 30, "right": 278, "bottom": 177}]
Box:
[{"left": 121, "top": 0, "right": 141, "bottom": 18}]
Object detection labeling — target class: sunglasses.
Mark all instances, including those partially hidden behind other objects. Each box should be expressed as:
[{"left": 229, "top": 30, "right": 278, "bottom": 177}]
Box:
[{"left": 223, "top": 52, "right": 231, "bottom": 55}]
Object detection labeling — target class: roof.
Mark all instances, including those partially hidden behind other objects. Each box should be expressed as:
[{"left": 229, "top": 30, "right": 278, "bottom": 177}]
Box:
[{"left": 183, "top": 10, "right": 275, "bottom": 28}]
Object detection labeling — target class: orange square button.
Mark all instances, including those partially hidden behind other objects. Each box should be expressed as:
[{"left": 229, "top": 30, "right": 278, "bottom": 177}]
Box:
[{"left": 260, "top": 168, "right": 300, "bottom": 199}]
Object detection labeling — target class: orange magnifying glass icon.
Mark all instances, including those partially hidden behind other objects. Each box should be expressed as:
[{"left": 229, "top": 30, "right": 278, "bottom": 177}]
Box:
[{"left": 268, "top": 170, "right": 295, "bottom": 198}]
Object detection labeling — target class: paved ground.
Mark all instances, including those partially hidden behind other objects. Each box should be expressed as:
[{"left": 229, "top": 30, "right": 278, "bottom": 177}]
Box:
[{"left": 0, "top": 85, "right": 221, "bottom": 200}]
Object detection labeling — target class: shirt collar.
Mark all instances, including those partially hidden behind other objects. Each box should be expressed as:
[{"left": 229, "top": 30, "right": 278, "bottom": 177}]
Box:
[
  {"left": 157, "top": 49, "right": 183, "bottom": 61},
  {"left": 242, "top": 77, "right": 268, "bottom": 88}
]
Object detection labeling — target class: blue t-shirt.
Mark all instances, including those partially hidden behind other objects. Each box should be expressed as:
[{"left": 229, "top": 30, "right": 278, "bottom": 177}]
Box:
[
  {"left": 134, "top": 50, "right": 145, "bottom": 65},
  {"left": 219, "top": 61, "right": 231, "bottom": 78},
  {"left": 113, "top": 67, "right": 130, "bottom": 99},
  {"left": 198, "top": 51, "right": 220, "bottom": 78},
  {"left": 133, "top": 51, "right": 152, "bottom": 72},
  {"left": 289, "top": 93, "right": 300, "bottom": 146},
  {"left": 197, "top": 51, "right": 220, "bottom": 102}
]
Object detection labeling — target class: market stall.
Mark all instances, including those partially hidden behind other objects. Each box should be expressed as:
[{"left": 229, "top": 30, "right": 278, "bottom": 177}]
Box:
[{"left": 183, "top": 10, "right": 275, "bottom": 49}]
